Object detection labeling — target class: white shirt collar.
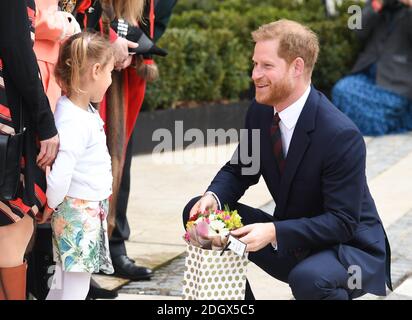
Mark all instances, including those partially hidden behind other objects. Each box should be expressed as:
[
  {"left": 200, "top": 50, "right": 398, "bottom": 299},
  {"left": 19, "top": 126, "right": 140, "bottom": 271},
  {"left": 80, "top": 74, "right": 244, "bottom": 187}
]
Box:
[{"left": 274, "top": 85, "right": 311, "bottom": 130}]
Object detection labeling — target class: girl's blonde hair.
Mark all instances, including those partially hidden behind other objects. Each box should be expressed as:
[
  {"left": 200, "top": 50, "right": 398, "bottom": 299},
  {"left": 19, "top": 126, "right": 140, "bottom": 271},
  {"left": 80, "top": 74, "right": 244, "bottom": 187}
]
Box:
[
  {"left": 55, "top": 32, "right": 113, "bottom": 95},
  {"left": 102, "top": 0, "right": 145, "bottom": 25}
]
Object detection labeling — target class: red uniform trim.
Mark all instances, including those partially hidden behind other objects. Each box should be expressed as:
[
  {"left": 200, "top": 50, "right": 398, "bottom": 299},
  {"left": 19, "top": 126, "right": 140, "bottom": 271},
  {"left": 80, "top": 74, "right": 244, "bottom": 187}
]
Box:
[
  {"left": 34, "top": 183, "right": 47, "bottom": 206},
  {"left": 77, "top": 0, "right": 92, "bottom": 27},
  {"left": 149, "top": 0, "right": 155, "bottom": 38},
  {"left": 9, "top": 197, "right": 32, "bottom": 214},
  {"left": 76, "top": 0, "right": 92, "bottom": 14},
  {"left": 109, "top": 27, "right": 118, "bottom": 43}
]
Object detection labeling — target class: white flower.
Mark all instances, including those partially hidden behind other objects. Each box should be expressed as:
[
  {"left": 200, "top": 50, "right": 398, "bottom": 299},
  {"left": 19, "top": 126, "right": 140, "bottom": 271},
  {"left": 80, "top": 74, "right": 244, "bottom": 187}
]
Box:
[{"left": 208, "top": 219, "right": 229, "bottom": 238}]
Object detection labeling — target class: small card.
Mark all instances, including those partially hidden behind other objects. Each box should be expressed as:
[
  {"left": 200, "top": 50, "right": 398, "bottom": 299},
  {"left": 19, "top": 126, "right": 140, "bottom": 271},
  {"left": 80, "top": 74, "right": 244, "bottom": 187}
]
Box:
[{"left": 227, "top": 235, "right": 247, "bottom": 257}]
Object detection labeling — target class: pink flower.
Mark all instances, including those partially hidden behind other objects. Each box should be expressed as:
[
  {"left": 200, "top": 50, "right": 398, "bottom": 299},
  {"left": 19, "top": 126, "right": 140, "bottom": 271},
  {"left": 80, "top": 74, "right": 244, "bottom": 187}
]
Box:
[
  {"left": 196, "top": 220, "right": 209, "bottom": 238},
  {"left": 72, "top": 199, "right": 87, "bottom": 208},
  {"left": 224, "top": 215, "right": 231, "bottom": 220},
  {"left": 53, "top": 216, "right": 67, "bottom": 238},
  {"left": 86, "top": 207, "right": 99, "bottom": 218},
  {"left": 184, "top": 231, "right": 190, "bottom": 242},
  {"left": 205, "top": 218, "right": 210, "bottom": 224}
]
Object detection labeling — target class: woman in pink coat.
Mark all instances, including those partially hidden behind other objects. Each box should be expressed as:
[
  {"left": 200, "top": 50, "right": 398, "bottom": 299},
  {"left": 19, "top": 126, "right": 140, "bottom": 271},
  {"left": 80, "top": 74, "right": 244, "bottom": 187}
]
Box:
[
  {"left": 34, "top": 0, "right": 80, "bottom": 112},
  {"left": 25, "top": 1, "right": 79, "bottom": 300}
]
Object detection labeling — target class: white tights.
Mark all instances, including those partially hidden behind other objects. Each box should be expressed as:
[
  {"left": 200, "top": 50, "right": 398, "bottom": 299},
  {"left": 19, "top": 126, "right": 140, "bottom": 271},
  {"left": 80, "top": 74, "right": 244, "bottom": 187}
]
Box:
[{"left": 46, "top": 263, "right": 91, "bottom": 300}]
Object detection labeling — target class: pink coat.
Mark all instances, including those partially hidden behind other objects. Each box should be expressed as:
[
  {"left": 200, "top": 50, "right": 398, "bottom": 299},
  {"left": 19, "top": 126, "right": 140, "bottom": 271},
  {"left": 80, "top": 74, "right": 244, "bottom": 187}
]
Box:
[{"left": 34, "top": 0, "right": 77, "bottom": 112}]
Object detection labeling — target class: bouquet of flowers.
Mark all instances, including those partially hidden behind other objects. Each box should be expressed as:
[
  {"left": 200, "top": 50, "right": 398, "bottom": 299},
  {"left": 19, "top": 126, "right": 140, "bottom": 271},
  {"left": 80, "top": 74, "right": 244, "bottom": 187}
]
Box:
[
  {"left": 183, "top": 206, "right": 243, "bottom": 250},
  {"left": 182, "top": 206, "right": 248, "bottom": 300}
]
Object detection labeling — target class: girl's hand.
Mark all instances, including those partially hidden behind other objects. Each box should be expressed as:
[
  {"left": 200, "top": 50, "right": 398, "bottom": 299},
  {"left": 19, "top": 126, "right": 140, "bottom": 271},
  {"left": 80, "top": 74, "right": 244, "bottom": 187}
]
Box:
[{"left": 37, "top": 205, "right": 55, "bottom": 224}]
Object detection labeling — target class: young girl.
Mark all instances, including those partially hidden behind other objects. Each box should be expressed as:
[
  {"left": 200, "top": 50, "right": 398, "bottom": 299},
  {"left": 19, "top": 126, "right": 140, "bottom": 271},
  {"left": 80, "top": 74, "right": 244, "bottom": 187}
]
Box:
[{"left": 38, "top": 32, "right": 115, "bottom": 300}]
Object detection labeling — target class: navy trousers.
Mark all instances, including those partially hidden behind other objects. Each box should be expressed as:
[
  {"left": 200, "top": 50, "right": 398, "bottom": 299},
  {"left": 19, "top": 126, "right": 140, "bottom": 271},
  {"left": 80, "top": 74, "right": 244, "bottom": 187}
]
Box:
[{"left": 183, "top": 197, "right": 365, "bottom": 300}]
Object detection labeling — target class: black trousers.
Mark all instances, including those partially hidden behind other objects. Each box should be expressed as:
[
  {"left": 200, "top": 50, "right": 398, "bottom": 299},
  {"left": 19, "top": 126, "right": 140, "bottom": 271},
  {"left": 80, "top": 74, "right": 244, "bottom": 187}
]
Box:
[
  {"left": 183, "top": 196, "right": 365, "bottom": 300},
  {"left": 26, "top": 224, "right": 55, "bottom": 300},
  {"left": 109, "top": 134, "right": 134, "bottom": 258}
]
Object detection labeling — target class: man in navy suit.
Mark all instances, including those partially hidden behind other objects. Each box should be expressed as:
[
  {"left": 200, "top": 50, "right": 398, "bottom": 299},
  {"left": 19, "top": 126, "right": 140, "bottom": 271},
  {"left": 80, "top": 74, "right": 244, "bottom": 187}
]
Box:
[{"left": 182, "top": 19, "right": 392, "bottom": 300}]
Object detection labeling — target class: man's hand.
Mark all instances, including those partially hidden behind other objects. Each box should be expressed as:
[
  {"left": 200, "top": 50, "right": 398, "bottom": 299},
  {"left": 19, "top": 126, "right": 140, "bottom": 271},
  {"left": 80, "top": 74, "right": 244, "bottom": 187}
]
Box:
[
  {"left": 112, "top": 37, "right": 138, "bottom": 70},
  {"left": 36, "top": 205, "right": 54, "bottom": 224},
  {"left": 37, "top": 134, "right": 59, "bottom": 171},
  {"left": 230, "top": 223, "right": 276, "bottom": 252},
  {"left": 189, "top": 194, "right": 218, "bottom": 218}
]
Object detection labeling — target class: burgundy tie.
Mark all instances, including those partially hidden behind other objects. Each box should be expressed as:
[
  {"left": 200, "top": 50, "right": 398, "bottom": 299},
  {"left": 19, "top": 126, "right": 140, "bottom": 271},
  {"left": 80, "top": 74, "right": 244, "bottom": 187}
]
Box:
[{"left": 270, "top": 113, "right": 286, "bottom": 174}]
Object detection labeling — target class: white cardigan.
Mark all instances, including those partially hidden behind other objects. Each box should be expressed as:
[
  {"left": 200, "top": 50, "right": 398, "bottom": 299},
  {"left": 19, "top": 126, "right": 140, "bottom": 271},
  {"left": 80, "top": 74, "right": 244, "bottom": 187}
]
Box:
[{"left": 46, "top": 96, "right": 113, "bottom": 209}]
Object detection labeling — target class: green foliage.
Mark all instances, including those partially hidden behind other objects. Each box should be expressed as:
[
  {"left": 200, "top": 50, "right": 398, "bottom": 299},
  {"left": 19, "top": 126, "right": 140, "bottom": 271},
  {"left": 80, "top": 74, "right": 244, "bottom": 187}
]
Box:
[
  {"left": 144, "top": 28, "right": 250, "bottom": 110},
  {"left": 145, "top": 0, "right": 362, "bottom": 110}
]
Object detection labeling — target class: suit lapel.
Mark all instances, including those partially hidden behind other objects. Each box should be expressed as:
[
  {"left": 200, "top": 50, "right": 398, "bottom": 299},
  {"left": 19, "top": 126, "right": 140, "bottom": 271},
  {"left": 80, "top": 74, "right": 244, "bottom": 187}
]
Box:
[
  {"left": 275, "top": 87, "right": 320, "bottom": 219},
  {"left": 389, "top": 7, "right": 406, "bottom": 32}
]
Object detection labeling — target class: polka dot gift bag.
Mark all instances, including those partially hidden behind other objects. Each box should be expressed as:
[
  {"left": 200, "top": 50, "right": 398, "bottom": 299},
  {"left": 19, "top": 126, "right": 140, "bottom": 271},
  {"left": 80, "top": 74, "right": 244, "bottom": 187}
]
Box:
[{"left": 182, "top": 207, "right": 249, "bottom": 300}]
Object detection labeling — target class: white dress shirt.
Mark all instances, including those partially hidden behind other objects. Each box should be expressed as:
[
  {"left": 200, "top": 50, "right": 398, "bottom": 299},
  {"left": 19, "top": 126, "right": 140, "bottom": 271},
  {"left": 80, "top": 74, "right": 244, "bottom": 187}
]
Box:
[
  {"left": 275, "top": 85, "right": 311, "bottom": 157},
  {"left": 269, "top": 85, "right": 311, "bottom": 250},
  {"left": 46, "top": 96, "right": 113, "bottom": 209}
]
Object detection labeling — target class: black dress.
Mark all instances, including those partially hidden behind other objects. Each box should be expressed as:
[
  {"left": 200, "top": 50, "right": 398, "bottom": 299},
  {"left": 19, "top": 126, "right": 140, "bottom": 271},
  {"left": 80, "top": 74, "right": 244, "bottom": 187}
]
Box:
[{"left": 0, "top": 0, "right": 57, "bottom": 226}]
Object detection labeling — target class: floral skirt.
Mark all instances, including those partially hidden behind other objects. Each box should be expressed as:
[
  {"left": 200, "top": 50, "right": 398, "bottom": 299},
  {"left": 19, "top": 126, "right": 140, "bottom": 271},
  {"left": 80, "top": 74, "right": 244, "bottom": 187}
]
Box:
[{"left": 51, "top": 197, "right": 114, "bottom": 274}]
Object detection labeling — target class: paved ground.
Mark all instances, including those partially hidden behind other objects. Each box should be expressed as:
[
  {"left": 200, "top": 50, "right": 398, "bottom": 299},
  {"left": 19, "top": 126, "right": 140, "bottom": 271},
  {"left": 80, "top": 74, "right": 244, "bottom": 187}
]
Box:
[{"left": 94, "top": 132, "right": 412, "bottom": 300}]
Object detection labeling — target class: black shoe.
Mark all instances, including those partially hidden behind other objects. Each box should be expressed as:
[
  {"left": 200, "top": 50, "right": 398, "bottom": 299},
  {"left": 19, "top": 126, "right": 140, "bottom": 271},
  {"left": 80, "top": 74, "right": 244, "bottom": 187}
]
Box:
[
  {"left": 112, "top": 255, "right": 153, "bottom": 281},
  {"left": 87, "top": 278, "right": 118, "bottom": 300}
]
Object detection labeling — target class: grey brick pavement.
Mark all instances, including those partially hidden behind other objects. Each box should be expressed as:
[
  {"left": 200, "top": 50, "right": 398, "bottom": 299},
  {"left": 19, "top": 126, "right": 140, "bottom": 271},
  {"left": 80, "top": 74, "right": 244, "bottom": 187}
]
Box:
[
  {"left": 365, "top": 133, "right": 412, "bottom": 180},
  {"left": 384, "top": 210, "right": 412, "bottom": 290}
]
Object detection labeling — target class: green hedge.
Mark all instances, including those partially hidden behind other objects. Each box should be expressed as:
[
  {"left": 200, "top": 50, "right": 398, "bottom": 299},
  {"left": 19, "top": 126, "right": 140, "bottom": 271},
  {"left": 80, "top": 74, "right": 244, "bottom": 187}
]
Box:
[
  {"left": 144, "top": 0, "right": 362, "bottom": 111},
  {"left": 144, "top": 28, "right": 250, "bottom": 109}
]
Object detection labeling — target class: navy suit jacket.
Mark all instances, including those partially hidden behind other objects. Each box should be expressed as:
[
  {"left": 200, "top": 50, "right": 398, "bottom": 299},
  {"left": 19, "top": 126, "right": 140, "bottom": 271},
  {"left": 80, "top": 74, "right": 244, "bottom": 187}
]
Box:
[{"left": 207, "top": 87, "right": 391, "bottom": 295}]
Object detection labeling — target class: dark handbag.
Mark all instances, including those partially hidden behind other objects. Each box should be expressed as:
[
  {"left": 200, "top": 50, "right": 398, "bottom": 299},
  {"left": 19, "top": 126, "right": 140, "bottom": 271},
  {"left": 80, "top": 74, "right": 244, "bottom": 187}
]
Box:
[
  {"left": 110, "top": 19, "right": 168, "bottom": 57},
  {"left": 83, "top": 0, "right": 167, "bottom": 57},
  {"left": 0, "top": 98, "right": 24, "bottom": 201}
]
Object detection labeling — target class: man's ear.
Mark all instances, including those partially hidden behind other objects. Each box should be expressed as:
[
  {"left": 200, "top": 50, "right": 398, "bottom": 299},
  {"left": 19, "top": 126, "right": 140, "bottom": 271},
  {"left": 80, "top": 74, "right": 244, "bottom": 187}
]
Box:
[
  {"left": 91, "top": 63, "right": 101, "bottom": 80},
  {"left": 292, "top": 57, "right": 305, "bottom": 78}
]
